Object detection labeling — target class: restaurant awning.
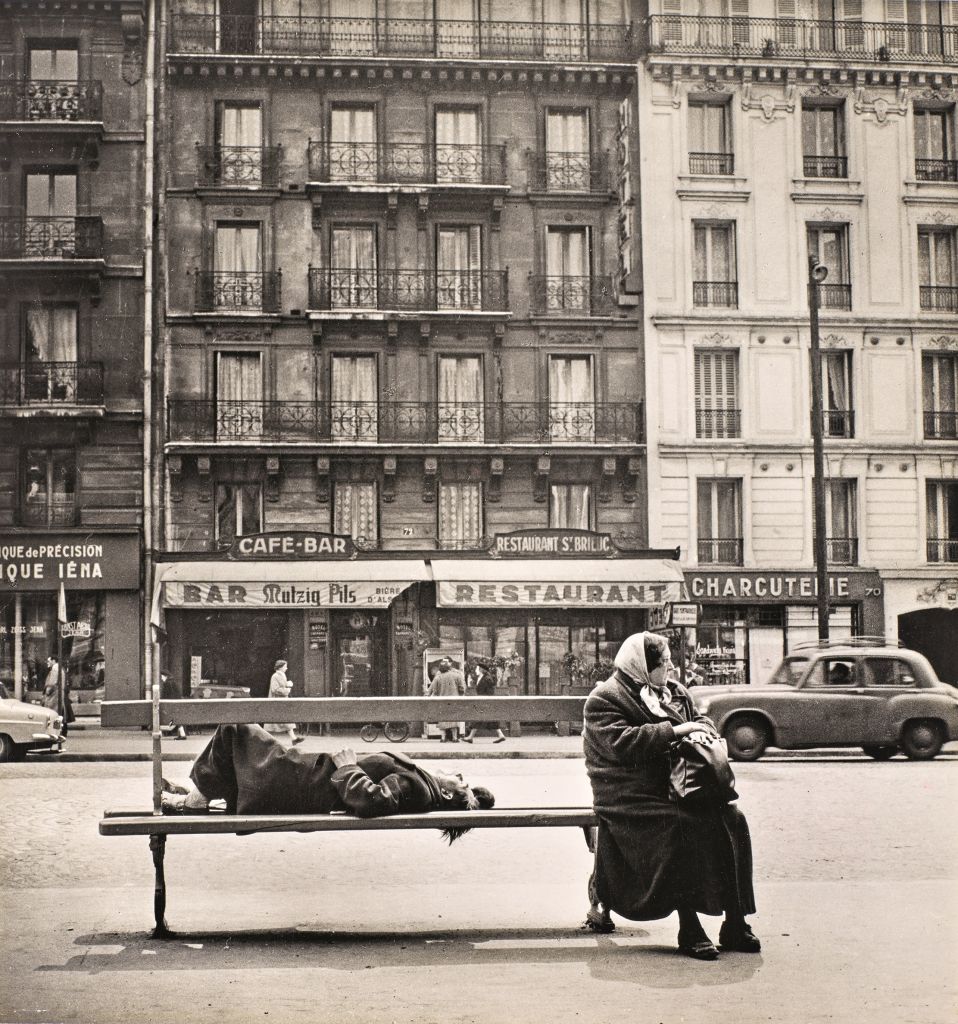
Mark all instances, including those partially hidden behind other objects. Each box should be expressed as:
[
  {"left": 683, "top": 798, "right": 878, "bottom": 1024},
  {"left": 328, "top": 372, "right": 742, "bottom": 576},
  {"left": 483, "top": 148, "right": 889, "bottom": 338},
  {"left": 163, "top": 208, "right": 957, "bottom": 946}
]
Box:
[{"left": 431, "top": 559, "right": 687, "bottom": 609}]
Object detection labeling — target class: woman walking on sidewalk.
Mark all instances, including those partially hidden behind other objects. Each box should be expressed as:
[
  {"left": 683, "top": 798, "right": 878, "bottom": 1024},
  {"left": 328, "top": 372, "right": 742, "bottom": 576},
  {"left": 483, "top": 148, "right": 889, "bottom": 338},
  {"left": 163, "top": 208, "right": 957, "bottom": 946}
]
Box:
[{"left": 266, "top": 660, "right": 303, "bottom": 745}]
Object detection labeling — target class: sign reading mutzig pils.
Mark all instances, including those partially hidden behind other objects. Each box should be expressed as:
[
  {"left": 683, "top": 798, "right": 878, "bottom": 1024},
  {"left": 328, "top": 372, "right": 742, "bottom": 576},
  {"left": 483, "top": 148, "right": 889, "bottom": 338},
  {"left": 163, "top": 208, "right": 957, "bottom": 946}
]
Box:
[{"left": 0, "top": 535, "right": 141, "bottom": 591}]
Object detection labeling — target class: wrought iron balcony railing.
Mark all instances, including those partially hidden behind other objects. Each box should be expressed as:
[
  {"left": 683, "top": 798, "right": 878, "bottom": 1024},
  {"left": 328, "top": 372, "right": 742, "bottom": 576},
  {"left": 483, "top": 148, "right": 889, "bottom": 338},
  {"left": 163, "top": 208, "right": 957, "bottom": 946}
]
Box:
[
  {"left": 924, "top": 410, "right": 958, "bottom": 439},
  {"left": 21, "top": 498, "right": 77, "bottom": 528},
  {"left": 819, "top": 283, "right": 852, "bottom": 310},
  {"left": 916, "top": 157, "right": 958, "bottom": 182},
  {"left": 698, "top": 538, "right": 744, "bottom": 565},
  {"left": 0, "top": 80, "right": 103, "bottom": 121},
  {"left": 167, "top": 399, "right": 645, "bottom": 445},
  {"left": 646, "top": 15, "right": 958, "bottom": 64},
  {"left": 0, "top": 363, "right": 104, "bottom": 406},
  {"left": 170, "top": 14, "right": 636, "bottom": 61},
  {"left": 693, "top": 280, "right": 738, "bottom": 308},
  {"left": 689, "top": 151, "right": 734, "bottom": 175},
  {"left": 927, "top": 538, "right": 958, "bottom": 562},
  {"left": 0, "top": 217, "right": 103, "bottom": 259},
  {"left": 308, "top": 268, "right": 508, "bottom": 313},
  {"left": 822, "top": 408, "right": 855, "bottom": 438},
  {"left": 920, "top": 285, "right": 958, "bottom": 312},
  {"left": 528, "top": 275, "right": 616, "bottom": 316},
  {"left": 196, "top": 145, "right": 282, "bottom": 188},
  {"left": 825, "top": 537, "right": 858, "bottom": 564},
  {"left": 194, "top": 271, "right": 282, "bottom": 312},
  {"left": 307, "top": 141, "right": 506, "bottom": 185},
  {"left": 530, "top": 151, "right": 610, "bottom": 192},
  {"left": 803, "top": 154, "right": 848, "bottom": 178},
  {"left": 695, "top": 407, "right": 741, "bottom": 439}
]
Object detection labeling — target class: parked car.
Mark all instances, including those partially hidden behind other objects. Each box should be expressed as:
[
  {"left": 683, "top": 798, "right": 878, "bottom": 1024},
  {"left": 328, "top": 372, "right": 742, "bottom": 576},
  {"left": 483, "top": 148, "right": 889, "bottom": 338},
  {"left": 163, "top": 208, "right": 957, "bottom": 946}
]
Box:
[
  {"left": 691, "top": 640, "right": 958, "bottom": 762},
  {"left": 0, "top": 683, "right": 65, "bottom": 762}
]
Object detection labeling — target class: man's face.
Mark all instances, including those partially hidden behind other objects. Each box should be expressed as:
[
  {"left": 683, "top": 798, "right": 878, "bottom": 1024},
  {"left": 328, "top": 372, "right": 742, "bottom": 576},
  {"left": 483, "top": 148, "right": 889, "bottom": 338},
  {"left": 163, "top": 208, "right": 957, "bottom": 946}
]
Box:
[{"left": 440, "top": 659, "right": 451, "bottom": 671}]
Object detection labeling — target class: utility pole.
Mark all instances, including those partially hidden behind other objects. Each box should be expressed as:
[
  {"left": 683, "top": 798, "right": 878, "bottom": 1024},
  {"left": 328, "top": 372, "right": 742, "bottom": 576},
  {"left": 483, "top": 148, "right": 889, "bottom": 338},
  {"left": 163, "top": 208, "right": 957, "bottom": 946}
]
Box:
[{"left": 808, "top": 255, "right": 830, "bottom": 641}]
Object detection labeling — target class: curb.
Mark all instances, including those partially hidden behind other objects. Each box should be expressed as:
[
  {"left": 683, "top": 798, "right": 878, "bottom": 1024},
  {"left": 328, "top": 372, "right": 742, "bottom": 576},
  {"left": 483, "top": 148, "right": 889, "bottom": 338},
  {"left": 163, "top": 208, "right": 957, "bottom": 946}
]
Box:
[{"left": 52, "top": 749, "right": 585, "bottom": 763}]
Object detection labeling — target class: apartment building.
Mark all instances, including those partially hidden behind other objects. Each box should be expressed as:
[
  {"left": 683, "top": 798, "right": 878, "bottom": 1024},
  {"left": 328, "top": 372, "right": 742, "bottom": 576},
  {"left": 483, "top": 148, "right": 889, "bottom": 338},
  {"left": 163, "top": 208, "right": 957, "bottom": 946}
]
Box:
[
  {"left": 640, "top": 0, "right": 958, "bottom": 684},
  {"left": 0, "top": 2, "right": 146, "bottom": 707},
  {"left": 153, "top": 0, "right": 681, "bottom": 701}
]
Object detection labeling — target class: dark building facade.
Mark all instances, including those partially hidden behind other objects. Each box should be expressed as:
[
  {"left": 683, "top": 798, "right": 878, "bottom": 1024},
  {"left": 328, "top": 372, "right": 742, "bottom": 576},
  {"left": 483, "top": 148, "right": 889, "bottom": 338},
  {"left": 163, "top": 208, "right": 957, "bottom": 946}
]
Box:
[{"left": 0, "top": 1, "right": 146, "bottom": 709}]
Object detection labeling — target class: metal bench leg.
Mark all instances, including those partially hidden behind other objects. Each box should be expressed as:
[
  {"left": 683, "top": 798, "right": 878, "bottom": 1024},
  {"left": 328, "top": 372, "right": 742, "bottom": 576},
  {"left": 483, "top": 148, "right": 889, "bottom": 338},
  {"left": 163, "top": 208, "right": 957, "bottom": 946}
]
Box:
[{"left": 149, "top": 834, "right": 174, "bottom": 939}]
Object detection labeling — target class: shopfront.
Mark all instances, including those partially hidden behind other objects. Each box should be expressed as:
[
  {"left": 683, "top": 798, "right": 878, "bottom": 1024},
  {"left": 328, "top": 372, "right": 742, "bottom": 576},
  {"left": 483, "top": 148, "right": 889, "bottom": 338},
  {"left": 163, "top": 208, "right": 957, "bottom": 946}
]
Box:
[
  {"left": 0, "top": 533, "right": 142, "bottom": 710},
  {"left": 682, "top": 569, "right": 885, "bottom": 686},
  {"left": 881, "top": 571, "right": 958, "bottom": 686}
]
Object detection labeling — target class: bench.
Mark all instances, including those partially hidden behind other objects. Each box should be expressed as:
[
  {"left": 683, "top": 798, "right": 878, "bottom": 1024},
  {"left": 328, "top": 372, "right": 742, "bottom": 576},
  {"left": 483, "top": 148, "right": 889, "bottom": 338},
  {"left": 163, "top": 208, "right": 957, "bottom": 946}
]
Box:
[{"left": 99, "top": 695, "right": 597, "bottom": 937}]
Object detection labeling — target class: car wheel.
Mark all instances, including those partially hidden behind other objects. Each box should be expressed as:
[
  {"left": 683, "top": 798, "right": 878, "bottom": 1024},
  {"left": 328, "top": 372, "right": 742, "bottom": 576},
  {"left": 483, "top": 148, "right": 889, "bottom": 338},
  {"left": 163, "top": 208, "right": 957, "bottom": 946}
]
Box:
[
  {"left": 723, "top": 717, "right": 770, "bottom": 762},
  {"left": 900, "top": 720, "right": 943, "bottom": 761},
  {"left": 862, "top": 745, "right": 898, "bottom": 761},
  {"left": 0, "top": 734, "right": 15, "bottom": 763}
]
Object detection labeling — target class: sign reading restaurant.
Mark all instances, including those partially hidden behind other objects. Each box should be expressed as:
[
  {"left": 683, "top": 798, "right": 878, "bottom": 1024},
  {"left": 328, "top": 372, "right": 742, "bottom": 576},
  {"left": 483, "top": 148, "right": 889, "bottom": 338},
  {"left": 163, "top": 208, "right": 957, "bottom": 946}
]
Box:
[
  {"left": 438, "top": 581, "right": 685, "bottom": 608},
  {"left": 492, "top": 529, "right": 617, "bottom": 557}
]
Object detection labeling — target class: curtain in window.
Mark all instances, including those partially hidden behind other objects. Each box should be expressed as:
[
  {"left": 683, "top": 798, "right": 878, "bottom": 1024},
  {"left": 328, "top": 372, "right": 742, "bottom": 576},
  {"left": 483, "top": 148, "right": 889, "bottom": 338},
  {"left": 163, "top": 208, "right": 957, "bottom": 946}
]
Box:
[
  {"left": 918, "top": 230, "right": 955, "bottom": 288},
  {"left": 25, "top": 174, "right": 77, "bottom": 256},
  {"left": 216, "top": 483, "right": 262, "bottom": 544},
  {"left": 24, "top": 450, "right": 75, "bottom": 527},
  {"left": 438, "top": 356, "right": 483, "bottom": 443},
  {"left": 437, "top": 226, "right": 482, "bottom": 308},
  {"left": 331, "top": 355, "right": 377, "bottom": 441},
  {"left": 809, "top": 227, "right": 846, "bottom": 284},
  {"left": 29, "top": 47, "right": 79, "bottom": 79},
  {"left": 802, "top": 106, "right": 844, "bottom": 157},
  {"left": 549, "top": 356, "right": 594, "bottom": 441},
  {"left": 688, "top": 103, "right": 728, "bottom": 154},
  {"left": 220, "top": 105, "right": 262, "bottom": 184},
  {"left": 550, "top": 483, "right": 591, "bottom": 529},
  {"left": 330, "top": 106, "right": 376, "bottom": 181},
  {"left": 546, "top": 228, "right": 588, "bottom": 311},
  {"left": 436, "top": 0, "right": 479, "bottom": 58},
  {"left": 216, "top": 352, "right": 262, "bottom": 439},
  {"left": 543, "top": 0, "right": 585, "bottom": 59},
  {"left": 923, "top": 354, "right": 957, "bottom": 412},
  {"left": 25, "top": 307, "right": 77, "bottom": 401},
  {"left": 823, "top": 351, "right": 850, "bottom": 412},
  {"left": 693, "top": 224, "right": 733, "bottom": 282},
  {"left": 697, "top": 479, "right": 741, "bottom": 562},
  {"left": 329, "top": 0, "right": 375, "bottom": 54},
  {"left": 330, "top": 226, "right": 377, "bottom": 307},
  {"left": 826, "top": 480, "right": 856, "bottom": 546},
  {"left": 438, "top": 482, "right": 482, "bottom": 548},
  {"left": 435, "top": 108, "right": 481, "bottom": 183},
  {"left": 914, "top": 110, "right": 949, "bottom": 161},
  {"left": 214, "top": 224, "right": 262, "bottom": 308},
  {"left": 546, "top": 110, "right": 589, "bottom": 190},
  {"left": 334, "top": 483, "right": 378, "bottom": 544}
]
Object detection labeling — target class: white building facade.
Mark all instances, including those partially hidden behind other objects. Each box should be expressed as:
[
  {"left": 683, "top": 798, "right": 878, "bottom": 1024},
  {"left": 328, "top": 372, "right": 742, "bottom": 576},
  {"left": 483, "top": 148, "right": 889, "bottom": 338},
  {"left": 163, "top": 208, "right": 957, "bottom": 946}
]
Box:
[{"left": 640, "top": 0, "right": 958, "bottom": 683}]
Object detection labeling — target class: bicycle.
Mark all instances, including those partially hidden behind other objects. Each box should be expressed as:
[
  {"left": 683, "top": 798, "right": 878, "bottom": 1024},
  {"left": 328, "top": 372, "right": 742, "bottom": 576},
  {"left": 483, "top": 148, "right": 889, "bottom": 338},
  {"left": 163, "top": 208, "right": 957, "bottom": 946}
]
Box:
[{"left": 359, "top": 721, "right": 410, "bottom": 743}]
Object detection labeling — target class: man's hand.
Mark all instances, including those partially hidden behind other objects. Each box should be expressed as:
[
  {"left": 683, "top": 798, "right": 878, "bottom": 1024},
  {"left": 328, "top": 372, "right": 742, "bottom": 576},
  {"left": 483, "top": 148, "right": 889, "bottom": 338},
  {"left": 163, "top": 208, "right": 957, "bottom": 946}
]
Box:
[{"left": 332, "top": 747, "right": 358, "bottom": 768}]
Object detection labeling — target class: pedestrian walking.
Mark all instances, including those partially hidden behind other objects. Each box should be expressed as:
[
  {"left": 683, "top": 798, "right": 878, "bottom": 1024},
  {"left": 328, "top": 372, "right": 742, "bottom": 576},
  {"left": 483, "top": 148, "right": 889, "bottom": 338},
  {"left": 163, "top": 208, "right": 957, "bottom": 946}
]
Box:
[
  {"left": 427, "top": 656, "right": 465, "bottom": 742},
  {"left": 462, "top": 662, "right": 506, "bottom": 744},
  {"left": 42, "top": 656, "right": 73, "bottom": 735},
  {"left": 582, "top": 631, "right": 760, "bottom": 960},
  {"left": 266, "top": 659, "right": 303, "bottom": 745}
]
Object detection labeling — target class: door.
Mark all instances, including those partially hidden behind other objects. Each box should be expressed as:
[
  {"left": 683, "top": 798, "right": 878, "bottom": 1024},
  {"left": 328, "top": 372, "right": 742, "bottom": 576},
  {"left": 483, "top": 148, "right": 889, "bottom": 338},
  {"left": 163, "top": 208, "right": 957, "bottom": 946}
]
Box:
[
  {"left": 436, "top": 226, "right": 482, "bottom": 309},
  {"left": 216, "top": 351, "right": 263, "bottom": 439},
  {"left": 330, "top": 226, "right": 377, "bottom": 307},
  {"left": 747, "top": 627, "right": 783, "bottom": 686},
  {"left": 28, "top": 45, "right": 79, "bottom": 120},
  {"left": 25, "top": 173, "right": 77, "bottom": 256},
  {"left": 545, "top": 110, "right": 590, "bottom": 191},
  {"left": 219, "top": 104, "right": 262, "bottom": 184},
  {"left": 435, "top": 108, "right": 481, "bottom": 184},
  {"left": 437, "top": 356, "right": 483, "bottom": 443},
  {"left": 214, "top": 223, "right": 262, "bottom": 309},
  {"left": 24, "top": 306, "right": 77, "bottom": 402},
  {"left": 330, "top": 355, "right": 377, "bottom": 441},
  {"left": 333, "top": 613, "right": 387, "bottom": 696},
  {"left": 549, "top": 355, "right": 595, "bottom": 441},
  {"left": 330, "top": 106, "right": 377, "bottom": 181}
]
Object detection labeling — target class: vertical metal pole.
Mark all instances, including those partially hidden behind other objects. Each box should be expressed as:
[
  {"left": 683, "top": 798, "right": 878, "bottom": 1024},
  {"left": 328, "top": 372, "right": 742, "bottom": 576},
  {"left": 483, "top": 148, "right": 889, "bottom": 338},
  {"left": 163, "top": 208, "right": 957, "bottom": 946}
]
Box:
[
  {"left": 679, "top": 627, "right": 687, "bottom": 688},
  {"left": 808, "top": 256, "right": 830, "bottom": 641},
  {"left": 13, "top": 594, "right": 22, "bottom": 702}
]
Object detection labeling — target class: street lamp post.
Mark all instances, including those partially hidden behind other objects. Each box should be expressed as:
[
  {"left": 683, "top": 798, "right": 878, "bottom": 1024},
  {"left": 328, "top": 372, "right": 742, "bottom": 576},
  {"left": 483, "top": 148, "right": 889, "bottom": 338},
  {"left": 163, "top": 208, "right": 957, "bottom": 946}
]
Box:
[{"left": 808, "top": 255, "right": 830, "bottom": 641}]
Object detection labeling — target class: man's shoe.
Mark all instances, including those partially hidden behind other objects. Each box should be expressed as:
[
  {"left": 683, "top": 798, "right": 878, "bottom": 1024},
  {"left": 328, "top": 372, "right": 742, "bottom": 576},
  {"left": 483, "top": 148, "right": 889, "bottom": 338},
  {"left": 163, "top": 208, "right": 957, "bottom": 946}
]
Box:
[
  {"left": 585, "top": 906, "right": 615, "bottom": 933},
  {"left": 718, "top": 922, "right": 761, "bottom": 953},
  {"left": 678, "top": 930, "right": 719, "bottom": 961}
]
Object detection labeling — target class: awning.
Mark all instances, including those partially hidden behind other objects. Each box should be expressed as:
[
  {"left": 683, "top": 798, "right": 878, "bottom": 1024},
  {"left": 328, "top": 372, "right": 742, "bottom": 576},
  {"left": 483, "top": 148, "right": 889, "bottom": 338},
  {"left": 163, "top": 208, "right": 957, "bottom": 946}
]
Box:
[
  {"left": 153, "top": 559, "right": 431, "bottom": 618},
  {"left": 431, "top": 559, "right": 687, "bottom": 609}
]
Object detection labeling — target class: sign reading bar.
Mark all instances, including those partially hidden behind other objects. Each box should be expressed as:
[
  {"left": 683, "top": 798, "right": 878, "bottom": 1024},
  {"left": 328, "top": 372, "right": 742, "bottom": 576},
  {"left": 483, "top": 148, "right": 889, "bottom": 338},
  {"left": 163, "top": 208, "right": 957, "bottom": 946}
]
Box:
[
  {"left": 0, "top": 534, "right": 140, "bottom": 591},
  {"left": 686, "top": 570, "right": 882, "bottom": 604},
  {"left": 166, "top": 580, "right": 414, "bottom": 609},
  {"left": 492, "top": 529, "right": 616, "bottom": 558},
  {"left": 438, "top": 580, "right": 685, "bottom": 608},
  {"left": 230, "top": 532, "right": 356, "bottom": 560}
]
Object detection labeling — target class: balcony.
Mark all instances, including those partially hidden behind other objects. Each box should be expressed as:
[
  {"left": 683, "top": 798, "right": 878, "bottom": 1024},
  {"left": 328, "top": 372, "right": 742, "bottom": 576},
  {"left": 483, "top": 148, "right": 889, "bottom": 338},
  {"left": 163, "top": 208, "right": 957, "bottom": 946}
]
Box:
[
  {"left": 803, "top": 154, "right": 848, "bottom": 178},
  {"left": 0, "top": 80, "right": 102, "bottom": 122},
  {"left": 819, "top": 283, "right": 852, "bottom": 310},
  {"left": 698, "top": 538, "right": 744, "bottom": 565},
  {"left": 529, "top": 275, "right": 616, "bottom": 317},
  {"left": 695, "top": 407, "right": 741, "bottom": 439},
  {"left": 307, "top": 141, "right": 507, "bottom": 186},
  {"left": 826, "top": 537, "right": 858, "bottom": 565},
  {"left": 646, "top": 15, "right": 958, "bottom": 64},
  {"left": 0, "top": 217, "right": 104, "bottom": 260},
  {"left": 170, "top": 14, "right": 636, "bottom": 62},
  {"left": 693, "top": 280, "right": 738, "bottom": 308},
  {"left": 927, "top": 538, "right": 958, "bottom": 562},
  {"left": 689, "top": 151, "right": 734, "bottom": 175},
  {"left": 196, "top": 145, "right": 282, "bottom": 188},
  {"left": 822, "top": 408, "right": 855, "bottom": 438},
  {"left": 920, "top": 285, "right": 958, "bottom": 312},
  {"left": 924, "top": 411, "right": 958, "bottom": 439},
  {"left": 21, "top": 498, "right": 76, "bottom": 528},
  {"left": 308, "top": 268, "right": 508, "bottom": 313},
  {"left": 916, "top": 158, "right": 958, "bottom": 182},
  {"left": 0, "top": 363, "right": 104, "bottom": 407},
  {"left": 194, "top": 271, "right": 282, "bottom": 313},
  {"left": 530, "top": 151, "right": 610, "bottom": 192},
  {"left": 167, "top": 399, "right": 644, "bottom": 446}
]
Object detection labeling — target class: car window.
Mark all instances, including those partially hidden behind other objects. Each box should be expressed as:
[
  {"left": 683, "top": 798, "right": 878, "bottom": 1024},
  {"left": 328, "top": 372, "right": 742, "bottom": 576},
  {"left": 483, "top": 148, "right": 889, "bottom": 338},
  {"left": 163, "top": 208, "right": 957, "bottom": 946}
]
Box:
[
  {"left": 768, "top": 657, "right": 809, "bottom": 686},
  {"left": 862, "top": 659, "right": 917, "bottom": 688},
  {"left": 805, "top": 658, "right": 857, "bottom": 687}
]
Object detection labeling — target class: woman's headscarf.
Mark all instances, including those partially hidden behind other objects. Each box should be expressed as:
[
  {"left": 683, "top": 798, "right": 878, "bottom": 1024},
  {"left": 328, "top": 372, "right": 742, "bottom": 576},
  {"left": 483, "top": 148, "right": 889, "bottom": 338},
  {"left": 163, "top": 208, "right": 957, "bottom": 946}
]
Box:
[{"left": 613, "top": 631, "right": 670, "bottom": 695}]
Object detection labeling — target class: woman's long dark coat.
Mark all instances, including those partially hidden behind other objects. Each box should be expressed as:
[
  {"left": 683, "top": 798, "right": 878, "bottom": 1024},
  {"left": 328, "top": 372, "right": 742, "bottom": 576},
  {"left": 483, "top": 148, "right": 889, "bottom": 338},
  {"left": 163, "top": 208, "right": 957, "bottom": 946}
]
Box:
[{"left": 583, "top": 675, "right": 755, "bottom": 921}]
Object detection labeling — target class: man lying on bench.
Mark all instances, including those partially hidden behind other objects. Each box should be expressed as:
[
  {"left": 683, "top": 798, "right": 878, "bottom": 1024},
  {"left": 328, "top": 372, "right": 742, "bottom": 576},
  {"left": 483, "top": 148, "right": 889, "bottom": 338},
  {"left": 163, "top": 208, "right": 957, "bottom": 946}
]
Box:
[{"left": 162, "top": 724, "right": 496, "bottom": 840}]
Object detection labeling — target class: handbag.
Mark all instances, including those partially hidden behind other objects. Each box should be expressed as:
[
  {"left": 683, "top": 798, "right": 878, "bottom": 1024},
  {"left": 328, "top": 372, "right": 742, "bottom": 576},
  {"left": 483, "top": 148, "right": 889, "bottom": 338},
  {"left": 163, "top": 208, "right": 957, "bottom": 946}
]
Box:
[{"left": 669, "top": 735, "right": 739, "bottom": 805}]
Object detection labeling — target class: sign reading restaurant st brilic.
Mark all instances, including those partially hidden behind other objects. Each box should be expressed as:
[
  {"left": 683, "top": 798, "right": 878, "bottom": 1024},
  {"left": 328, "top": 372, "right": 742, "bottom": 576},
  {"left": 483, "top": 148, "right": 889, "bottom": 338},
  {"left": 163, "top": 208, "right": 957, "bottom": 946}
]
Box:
[
  {"left": 492, "top": 529, "right": 617, "bottom": 557},
  {"left": 228, "top": 532, "right": 358, "bottom": 560}
]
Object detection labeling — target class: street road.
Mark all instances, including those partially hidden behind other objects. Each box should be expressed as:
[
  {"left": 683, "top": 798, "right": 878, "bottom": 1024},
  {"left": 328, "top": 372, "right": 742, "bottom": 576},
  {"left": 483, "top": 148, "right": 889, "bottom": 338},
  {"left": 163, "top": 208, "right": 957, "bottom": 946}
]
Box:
[{"left": 1, "top": 754, "right": 956, "bottom": 1024}]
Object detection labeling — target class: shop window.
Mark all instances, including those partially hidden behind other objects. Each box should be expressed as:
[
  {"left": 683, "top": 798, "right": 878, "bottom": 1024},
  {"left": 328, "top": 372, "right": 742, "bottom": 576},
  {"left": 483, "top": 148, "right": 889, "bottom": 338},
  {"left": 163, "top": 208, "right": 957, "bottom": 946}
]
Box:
[
  {"left": 914, "top": 105, "right": 956, "bottom": 181},
  {"left": 437, "top": 356, "right": 483, "bottom": 444},
  {"left": 820, "top": 350, "right": 854, "bottom": 437},
  {"left": 545, "top": 108, "right": 591, "bottom": 190},
  {"left": 923, "top": 352, "right": 958, "bottom": 438},
  {"left": 436, "top": 225, "right": 482, "bottom": 309},
  {"left": 435, "top": 106, "right": 482, "bottom": 182},
  {"left": 802, "top": 102, "right": 847, "bottom": 178},
  {"left": 215, "top": 482, "right": 263, "bottom": 546},
  {"left": 550, "top": 483, "right": 592, "bottom": 529},
  {"left": 333, "top": 482, "right": 378, "bottom": 547},
  {"left": 688, "top": 98, "right": 733, "bottom": 175},
  {"left": 919, "top": 227, "right": 958, "bottom": 312},
  {"left": 926, "top": 480, "right": 958, "bottom": 562},
  {"left": 549, "top": 355, "right": 595, "bottom": 442},
  {"left": 22, "top": 448, "right": 76, "bottom": 527},
  {"left": 694, "top": 349, "right": 739, "bottom": 439},
  {"left": 807, "top": 224, "right": 851, "bottom": 309},
  {"left": 696, "top": 478, "right": 743, "bottom": 565},
  {"left": 330, "top": 354, "right": 377, "bottom": 442},
  {"left": 329, "top": 104, "right": 376, "bottom": 182},
  {"left": 438, "top": 482, "right": 483, "bottom": 549},
  {"left": 692, "top": 222, "right": 737, "bottom": 308}
]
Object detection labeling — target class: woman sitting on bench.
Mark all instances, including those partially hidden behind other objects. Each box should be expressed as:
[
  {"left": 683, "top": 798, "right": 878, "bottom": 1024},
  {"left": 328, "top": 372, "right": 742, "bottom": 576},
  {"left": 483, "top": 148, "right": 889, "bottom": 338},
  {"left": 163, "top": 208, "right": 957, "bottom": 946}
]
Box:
[{"left": 162, "top": 724, "right": 495, "bottom": 837}]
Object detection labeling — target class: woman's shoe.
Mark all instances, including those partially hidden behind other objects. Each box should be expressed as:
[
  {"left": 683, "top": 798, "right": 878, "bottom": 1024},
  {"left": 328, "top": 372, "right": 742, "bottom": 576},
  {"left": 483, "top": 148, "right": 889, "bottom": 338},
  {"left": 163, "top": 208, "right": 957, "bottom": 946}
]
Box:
[
  {"left": 493, "top": 735, "right": 506, "bottom": 743},
  {"left": 677, "top": 932, "right": 719, "bottom": 961},
  {"left": 718, "top": 922, "right": 761, "bottom": 953},
  {"left": 462, "top": 735, "right": 473, "bottom": 743},
  {"left": 585, "top": 905, "right": 615, "bottom": 934}
]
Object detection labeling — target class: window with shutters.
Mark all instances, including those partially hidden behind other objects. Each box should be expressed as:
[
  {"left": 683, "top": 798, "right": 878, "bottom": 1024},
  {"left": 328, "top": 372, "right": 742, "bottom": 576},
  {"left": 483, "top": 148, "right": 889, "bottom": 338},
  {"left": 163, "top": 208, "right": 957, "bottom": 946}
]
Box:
[
  {"left": 660, "top": 0, "right": 683, "bottom": 44},
  {"left": 436, "top": 225, "right": 482, "bottom": 309},
  {"left": 694, "top": 349, "right": 740, "bottom": 439},
  {"left": 919, "top": 228, "right": 958, "bottom": 311},
  {"left": 922, "top": 353, "right": 958, "bottom": 438},
  {"left": 914, "top": 106, "right": 956, "bottom": 181},
  {"left": 333, "top": 483, "right": 378, "bottom": 546},
  {"left": 819, "top": 350, "right": 854, "bottom": 438},
  {"left": 438, "top": 482, "right": 483, "bottom": 549},
  {"left": 776, "top": 0, "right": 863, "bottom": 51},
  {"left": 802, "top": 103, "right": 847, "bottom": 178},
  {"left": 926, "top": 480, "right": 958, "bottom": 562},
  {"left": 696, "top": 479, "right": 743, "bottom": 564},
  {"left": 807, "top": 224, "right": 851, "bottom": 309},
  {"left": 692, "top": 222, "right": 737, "bottom": 307},
  {"left": 215, "top": 482, "right": 263, "bottom": 545},
  {"left": 688, "top": 99, "right": 733, "bottom": 175},
  {"left": 824, "top": 480, "right": 858, "bottom": 564}
]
